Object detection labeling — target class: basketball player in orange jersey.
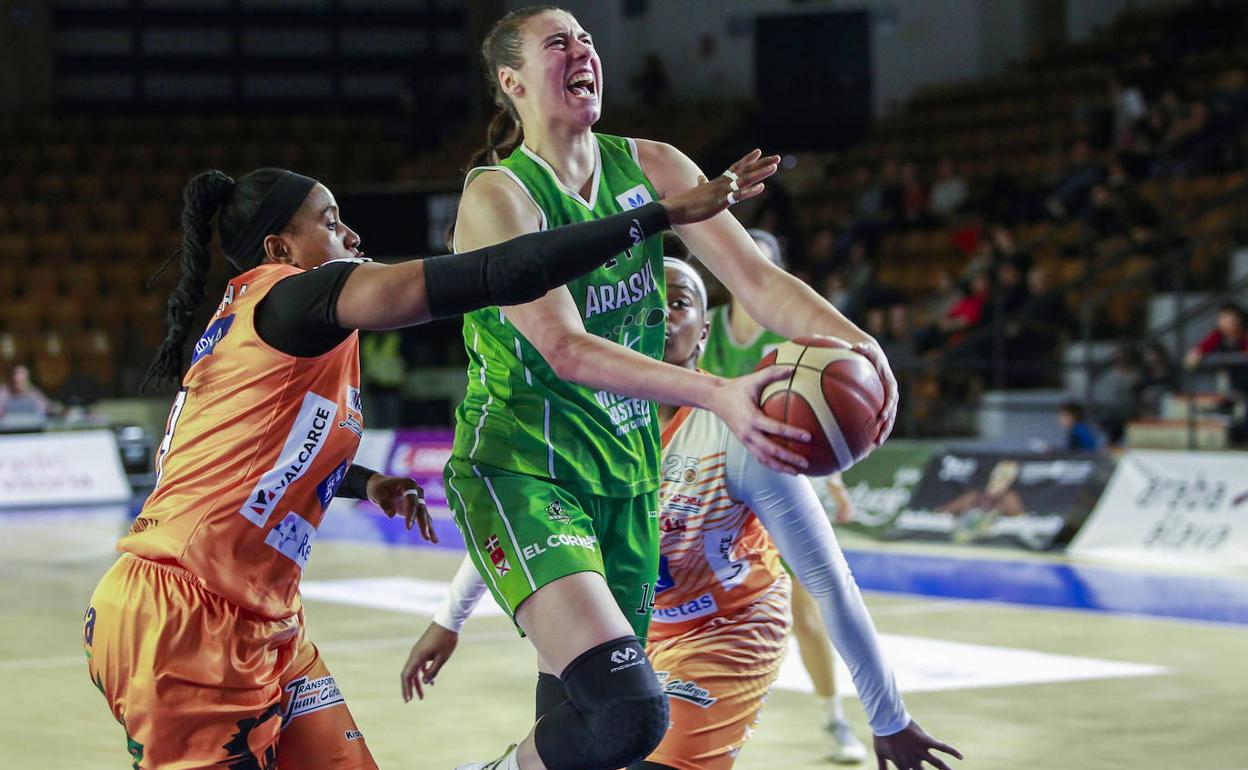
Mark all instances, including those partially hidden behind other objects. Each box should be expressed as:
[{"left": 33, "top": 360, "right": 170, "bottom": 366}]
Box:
[
  {"left": 82, "top": 162, "right": 769, "bottom": 769},
  {"left": 700, "top": 228, "right": 867, "bottom": 762},
  {"left": 402, "top": 261, "right": 961, "bottom": 770}
]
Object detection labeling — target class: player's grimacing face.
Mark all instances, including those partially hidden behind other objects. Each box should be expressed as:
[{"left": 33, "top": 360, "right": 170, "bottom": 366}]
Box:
[
  {"left": 277, "top": 184, "right": 364, "bottom": 271},
  {"left": 514, "top": 11, "right": 602, "bottom": 128},
  {"left": 663, "top": 266, "right": 707, "bottom": 369}
]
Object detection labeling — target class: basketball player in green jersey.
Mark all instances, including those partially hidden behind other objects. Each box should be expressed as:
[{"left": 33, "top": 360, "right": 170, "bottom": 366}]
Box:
[
  {"left": 699, "top": 228, "right": 868, "bottom": 763},
  {"left": 699, "top": 229, "right": 788, "bottom": 380},
  {"left": 445, "top": 8, "right": 898, "bottom": 770}
]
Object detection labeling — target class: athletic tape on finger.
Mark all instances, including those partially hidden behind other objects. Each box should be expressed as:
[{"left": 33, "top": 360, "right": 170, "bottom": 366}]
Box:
[
  {"left": 722, "top": 169, "right": 739, "bottom": 182},
  {"left": 403, "top": 488, "right": 427, "bottom": 505},
  {"left": 727, "top": 191, "right": 738, "bottom": 206}
]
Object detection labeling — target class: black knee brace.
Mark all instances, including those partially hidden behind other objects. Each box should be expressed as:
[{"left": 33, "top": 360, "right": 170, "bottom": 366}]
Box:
[
  {"left": 535, "top": 671, "right": 568, "bottom": 720},
  {"left": 534, "top": 637, "right": 670, "bottom": 770}
]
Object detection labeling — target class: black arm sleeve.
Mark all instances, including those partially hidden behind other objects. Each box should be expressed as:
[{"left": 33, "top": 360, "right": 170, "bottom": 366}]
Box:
[
  {"left": 423, "top": 201, "right": 671, "bottom": 319},
  {"left": 336, "top": 463, "right": 378, "bottom": 500},
  {"left": 254, "top": 261, "right": 363, "bottom": 357}
]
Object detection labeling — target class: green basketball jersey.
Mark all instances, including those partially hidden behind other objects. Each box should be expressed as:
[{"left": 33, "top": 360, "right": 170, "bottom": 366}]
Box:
[
  {"left": 699, "top": 304, "right": 787, "bottom": 378},
  {"left": 452, "top": 133, "right": 666, "bottom": 497}
]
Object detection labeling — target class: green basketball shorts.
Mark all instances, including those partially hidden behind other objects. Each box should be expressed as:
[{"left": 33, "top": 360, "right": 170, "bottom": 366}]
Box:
[{"left": 444, "top": 457, "right": 660, "bottom": 641}]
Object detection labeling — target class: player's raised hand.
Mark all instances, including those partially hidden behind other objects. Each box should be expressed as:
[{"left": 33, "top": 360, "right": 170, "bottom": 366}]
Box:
[
  {"left": 366, "top": 474, "right": 437, "bottom": 543},
  {"left": 660, "top": 149, "right": 780, "bottom": 225},
  {"left": 707, "top": 366, "right": 811, "bottom": 475},
  {"left": 401, "top": 622, "right": 460, "bottom": 702},
  {"left": 873, "top": 720, "right": 962, "bottom": 770}
]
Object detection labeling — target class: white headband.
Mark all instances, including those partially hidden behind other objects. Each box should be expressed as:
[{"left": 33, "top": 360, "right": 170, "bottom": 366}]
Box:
[{"left": 663, "top": 257, "right": 707, "bottom": 312}]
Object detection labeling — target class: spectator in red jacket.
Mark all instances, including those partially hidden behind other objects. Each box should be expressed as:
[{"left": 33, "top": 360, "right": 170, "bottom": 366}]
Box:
[
  {"left": 1186, "top": 303, "right": 1248, "bottom": 368},
  {"left": 1186, "top": 303, "right": 1248, "bottom": 400}
]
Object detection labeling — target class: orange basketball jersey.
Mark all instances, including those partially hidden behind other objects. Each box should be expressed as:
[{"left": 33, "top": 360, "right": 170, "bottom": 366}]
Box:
[
  {"left": 118, "top": 262, "right": 363, "bottom": 620},
  {"left": 650, "top": 405, "right": 784, "bottom": 640}
]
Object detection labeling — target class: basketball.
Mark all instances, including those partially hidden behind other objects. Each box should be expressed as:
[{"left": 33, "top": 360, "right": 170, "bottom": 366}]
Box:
[{"left": 756, "top": 337, "right": 885, "bottom": 475}]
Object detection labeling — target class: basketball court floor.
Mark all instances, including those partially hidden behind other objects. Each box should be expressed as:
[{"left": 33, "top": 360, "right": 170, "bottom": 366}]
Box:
[{"left": 4, "top": 503, "right": 1245, "bottom": 769}]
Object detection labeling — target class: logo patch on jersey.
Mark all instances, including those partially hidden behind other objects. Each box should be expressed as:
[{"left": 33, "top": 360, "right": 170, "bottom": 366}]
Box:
[
  {"left": 651, "top": 592, "right": 718, "bottom": 623},
  {"left": 241, "top": 392, "right": 338, "bottom": 527},
  {"left": 484, "top": 534, "right": 510, "bottom": 577},
  {"left": 521, "top": 532, "right": 599, "bottom": 562},
  {"left": 337, "top": 385, "right": 364, "bottom": 436},
  {"left": 190, "top": 315, "right": 234, "bottom": 366},
  {"left": 346, "top": 385, "right": 364, "bottom": 414},
  {"left": 655, "top": 672, "right": 718, "bottom": 708},
  {"left": 546, "top": 500, "right": 570, "bottom": 524},
  {"left": 265, "top": 511, "right": 317, "bottom": 569},
  {"left": 663, "top": 454, "right": 701, "bottom": 484},
  {"left": 283, "top": 674, "right": 346, "bottom": 724},
  {"left": 615, "top": 183, "right": 653, "bottom": 212},
  {"left": 316, "top": 460, "right": 350, "bottom": 509},
  {"left": 583, "top": 260, "right": 659, "bottom": 321}
]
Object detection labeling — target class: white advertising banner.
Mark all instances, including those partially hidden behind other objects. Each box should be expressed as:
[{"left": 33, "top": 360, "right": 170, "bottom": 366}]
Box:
[
  {"left": 1069, "top": 450, "right": 1248, "bottom": 569},
  {"left": 0, "top": 430, "right": 131, "bottom": 508}
]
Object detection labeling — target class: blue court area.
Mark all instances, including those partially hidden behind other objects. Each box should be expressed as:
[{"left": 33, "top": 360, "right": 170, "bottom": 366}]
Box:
[
  {"left": 315, "top": 501, "right": 1248, "bottom": 627},
  {"left": 841, "top": 548, "right": 1248, "bottom": 627}
]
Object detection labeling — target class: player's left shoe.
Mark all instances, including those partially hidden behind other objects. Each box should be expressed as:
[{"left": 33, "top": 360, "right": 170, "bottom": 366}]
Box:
[
  {"left": 826, "top": 718, "right": 868, "bottom": 764},
  {"left": 454, "top": 744, "right": 518, "bottom": 770}
]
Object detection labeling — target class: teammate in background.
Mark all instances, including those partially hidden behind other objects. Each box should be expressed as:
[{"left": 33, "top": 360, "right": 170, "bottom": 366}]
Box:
[
  {"left": 82, "top": 163, "right": 749, "bottom": 769},
  {"left": 403, "top": 260, "right": 959, "bottom": 770},
  {"left": 442, "top": 7, "right": 899, "bottom": 770},
  {"left": 699, "top": 228, "right": 867, "bottom": 763},
  {"left": 697, "top": 228, "right": 786, "bottom": 380}
]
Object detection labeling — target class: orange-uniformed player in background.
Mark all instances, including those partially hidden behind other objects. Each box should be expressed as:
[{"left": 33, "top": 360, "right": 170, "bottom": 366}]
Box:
[{"left": 83, "top": 164, "right": 751, "bottom": 768}]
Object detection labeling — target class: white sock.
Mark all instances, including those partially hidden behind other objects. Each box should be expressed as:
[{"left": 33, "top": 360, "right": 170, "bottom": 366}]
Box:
[
  {"left": 503, "top": 747, "right": 522, "bottom": 770},
  {"left": 819, "top": 694, "right": 846, "bottom": 723}
]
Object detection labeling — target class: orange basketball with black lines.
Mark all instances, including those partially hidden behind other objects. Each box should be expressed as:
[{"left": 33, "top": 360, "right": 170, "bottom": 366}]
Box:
[{"left": 756, "top": 337, "right": 884, "bottom": 475}]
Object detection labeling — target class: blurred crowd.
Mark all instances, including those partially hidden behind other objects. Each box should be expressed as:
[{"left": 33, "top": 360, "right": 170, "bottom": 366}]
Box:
[{"left": 739, "top": 1, "right": 1248, "bottom": 442}]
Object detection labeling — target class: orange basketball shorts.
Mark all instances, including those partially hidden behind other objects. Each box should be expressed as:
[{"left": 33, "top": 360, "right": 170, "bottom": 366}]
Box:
[
  {"left": 644, "top": 573, "right": 792, "bottom": 770},
  {"left": 83, "top": 554, "right": 376, "bottom": 770}
]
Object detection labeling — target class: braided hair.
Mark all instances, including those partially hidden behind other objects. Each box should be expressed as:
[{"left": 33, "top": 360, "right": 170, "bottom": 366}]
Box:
[{"left": 141, "top": 167, "right": 287, "bottom": 392}]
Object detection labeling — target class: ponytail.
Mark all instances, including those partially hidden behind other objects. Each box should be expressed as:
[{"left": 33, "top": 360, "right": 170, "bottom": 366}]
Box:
[
  {"left": 449, "top": 107, "right": 524, "bottom": 249},
  {"left": 141, "top": 171, "right": 234, "bottom": 393},
  {"left": 140, "top": 166, "right": 304, "bottom": 392},
  {"left": 452, "top": 5, "right": 563, "bottom": 244},
  {"left": 465, "top": 106, "right": 523, "bottom": 172}
]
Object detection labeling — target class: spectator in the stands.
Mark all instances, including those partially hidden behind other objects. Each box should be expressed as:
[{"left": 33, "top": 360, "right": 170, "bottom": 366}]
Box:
[
  {"left": 0, "top": 364, "right": 51, "bottom": 421},
  {"left": 839, "top": 239, "right": 875, "bottom": 314},
  {"left": 1186, "top": 303, "right": 1248, "bottom": 397},
  {"left": 877, "top": 157, "right": 904, "bottom": 226},
  {"left": 942, "top": 271, "right": 991, "bottom": 348},
  {"left": 1135, "top": 341, "right": 1178, "bottom": 417},
  {"left": 993, "top": 260, "right": 1030, "bottom": 319},
  {"left": 899, "top": 160, "right": 931, "bottom": 228},
  {"left": 807, "top": 226, "right": 837, "bottom": 273},
  {"left": 929, "top": 157, "right": 968, "bottom": 219},
  {"left": 921, "top": 269, "right": 962, "bottom": 327},
  {"left": 1092, "top": 346, "right": 1141, "bottom": 445},
  {"left": 1164, "top": 99, "right": 1219, "bottom": 176},
  {"left": 1186, "top": 303, "right": 1248, "bottom": 369},
  {"left": 1059, "top": 401, "right": 1103, "bottom": 452},
  {"left": 1013, "top": 267, "right": 1068, "bottom": 387},
  {"left": 361, "top": 330, "right": 407, "bottom": 429},
  {"left": 851, "top": 164, "right": 881, "bottom": 221},
  {"left": 630, "top": 52, "right": 671, "bottom": 106},
  {"left": 822, "top": 272, "right": 855, "bottom": 320},
  {"left": 1110, "top": 74, "right": 1148, "bottom": 149},
  {"left": 1085, "top": 183, "right": 1131, "bottom": 238},
  {"left": 1047, "top": 139, "right": 1104, "bottom": 219}
]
